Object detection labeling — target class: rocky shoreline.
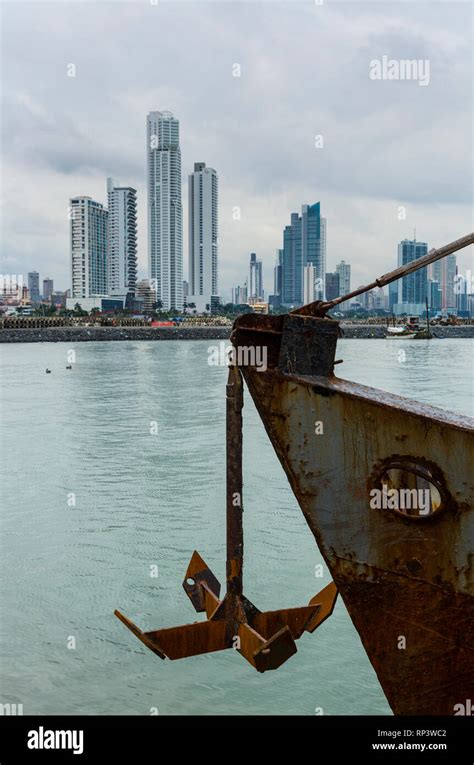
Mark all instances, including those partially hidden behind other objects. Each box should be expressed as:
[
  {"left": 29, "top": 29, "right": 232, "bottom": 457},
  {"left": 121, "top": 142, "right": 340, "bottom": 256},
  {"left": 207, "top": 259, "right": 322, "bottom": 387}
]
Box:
[{"left": 0, "top": 324, "right": 473, "bottom": 343}]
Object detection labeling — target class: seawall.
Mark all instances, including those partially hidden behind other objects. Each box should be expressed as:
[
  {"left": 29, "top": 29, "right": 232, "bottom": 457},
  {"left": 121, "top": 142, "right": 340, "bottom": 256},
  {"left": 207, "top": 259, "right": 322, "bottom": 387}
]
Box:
[{"left": 0, "top": 324, "right": 473, "bottom": 343}]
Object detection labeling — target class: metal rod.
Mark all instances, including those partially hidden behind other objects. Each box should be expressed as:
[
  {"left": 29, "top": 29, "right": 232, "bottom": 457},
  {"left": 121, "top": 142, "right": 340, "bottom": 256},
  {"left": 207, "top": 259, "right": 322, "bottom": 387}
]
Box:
[
  {"left": 226, "top": 365, "right": 244, "bottom": 598},
  {"left": 296, "top": 232, "right": 474, "bottom": 315}
]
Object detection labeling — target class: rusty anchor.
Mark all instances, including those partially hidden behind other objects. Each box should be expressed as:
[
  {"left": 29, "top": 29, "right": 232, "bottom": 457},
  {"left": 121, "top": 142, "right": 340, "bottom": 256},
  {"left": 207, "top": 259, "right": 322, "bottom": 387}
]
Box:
[{"left": 115, "top": 364, "right": 338, "bottom": 672}]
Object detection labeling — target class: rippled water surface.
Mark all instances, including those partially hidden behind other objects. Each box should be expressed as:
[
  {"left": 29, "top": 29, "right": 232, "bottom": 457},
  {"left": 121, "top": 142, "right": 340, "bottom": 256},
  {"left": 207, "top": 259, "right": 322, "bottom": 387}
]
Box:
[{"left": 0, "top": 338, "right": 472, "bottom": 715}]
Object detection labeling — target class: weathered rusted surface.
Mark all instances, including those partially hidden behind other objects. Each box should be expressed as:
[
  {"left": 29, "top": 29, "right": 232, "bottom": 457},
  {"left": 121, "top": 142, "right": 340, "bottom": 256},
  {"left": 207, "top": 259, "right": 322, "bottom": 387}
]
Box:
[
  {"left": 182, "top": 550, "right": 221, "bottom": 615},
  {"left": 225, "top": 365, "right": 244, "bottom": 619},
  {"left": 278, "top": 314, "right": 339, "bottom": 376},
  {"left": 115, "top": 364, "right": 338, "bottom": 671},
  {"left": 233, "top": 308, "right": 474, "bottom": 714}
]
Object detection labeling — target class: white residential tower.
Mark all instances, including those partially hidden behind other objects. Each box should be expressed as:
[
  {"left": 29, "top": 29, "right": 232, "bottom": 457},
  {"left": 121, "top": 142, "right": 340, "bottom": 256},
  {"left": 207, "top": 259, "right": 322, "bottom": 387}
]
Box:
[
  {"left": 106, "top": 178, "right": 137, "bottom": 298},
  {"left": 147, "top": 111, "right": 183, "bottom": 311},
  {"left": 188, "top": 162, "right": 218, "bottom": 313},
  {"left": 70, "top": 197, "right": 108, "bottom": 299}
]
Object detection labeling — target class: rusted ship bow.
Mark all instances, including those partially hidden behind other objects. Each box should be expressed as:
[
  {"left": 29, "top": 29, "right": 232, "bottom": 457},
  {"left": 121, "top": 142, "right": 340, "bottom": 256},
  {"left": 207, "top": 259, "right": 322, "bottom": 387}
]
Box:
[
  {"left": 116, "top": 234, "right": 473, "bottom": 715},
  {"left": 231, "top": 234, "right": 474, "bottom": 716}
]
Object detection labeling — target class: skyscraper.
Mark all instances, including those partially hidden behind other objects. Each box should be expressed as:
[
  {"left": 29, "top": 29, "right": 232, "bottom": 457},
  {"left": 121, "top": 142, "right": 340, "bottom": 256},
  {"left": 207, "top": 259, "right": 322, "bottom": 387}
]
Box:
[
  {"left": 249, "top": 253, "right": 263, "bottom": 300},
  {"left": 147, "top": 111, "right": 183, "bottom": 311},
  {"left": 429, "top": 280, "right": 442, "bottom": 312},
  {"left": 281, "top": 203, "right": 326, "bottom": 306},
  {"left": 389, "top": 279, "right": 399, "bottom": 312},
  {"left": 325, "top": 272, "right": 340, "bottom": 302},
  {"left": 107, "top": 178, "right": 137, "bottom": 297},
  {"left": 70, "top": 197, "right": 108, "bottom": 298},
  {"left": 336, "top": 260, "right": 351, "bottom": 310},
  {"left": 282, "top": 212, "right": 302, "bottom": 305},
  {"left": 428, "top": 255, "right": 456, "bottom": 313},
  {"left": 273, "top": 249, "right": 283, "bottom": 297},
  {"left": 303, "top": 264, "right": 316, "bottom": 304},
  {"left": 28, "top": 271, "right": 40, "bottom": 303},
  {"left": 303, "top": 203, "right": 326, "bottom": 301},
  {"left": 395, "top": 238, "right": 428, "bottom": 315},
  {"left": 455, "top": 266, "right": 469, "bottom": 316},
  {"left": 188, "top": 162, "right": 218, "bottom": 311},
  {"left": 43, "top": 278, "right": 54, "bottom": 303},
  {"left": 232, "top": 283, "right": 248, "bottom": 305},
  {"left": 441, "top": 255, "right": 457, "bottom": 312}
]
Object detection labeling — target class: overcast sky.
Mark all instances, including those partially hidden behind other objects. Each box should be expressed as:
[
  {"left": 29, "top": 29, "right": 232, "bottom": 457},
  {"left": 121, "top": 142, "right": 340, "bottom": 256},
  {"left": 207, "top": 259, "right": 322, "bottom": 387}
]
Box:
[{"left": 1, "top": 0, "right": 472, "bottom": 299}]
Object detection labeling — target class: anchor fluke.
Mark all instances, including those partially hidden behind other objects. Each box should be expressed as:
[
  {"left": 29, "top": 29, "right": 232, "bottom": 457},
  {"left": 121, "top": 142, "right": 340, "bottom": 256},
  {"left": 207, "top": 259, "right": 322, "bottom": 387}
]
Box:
[{"left": 182, "top": 550, "right": 221, "bottom": 617}]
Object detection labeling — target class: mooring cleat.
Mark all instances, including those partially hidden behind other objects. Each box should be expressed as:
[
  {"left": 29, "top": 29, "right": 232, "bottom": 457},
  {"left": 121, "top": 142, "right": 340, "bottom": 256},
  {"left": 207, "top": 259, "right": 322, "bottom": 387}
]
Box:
[{"left": 115, "top": 367, "right": 338, "bottom": 673}]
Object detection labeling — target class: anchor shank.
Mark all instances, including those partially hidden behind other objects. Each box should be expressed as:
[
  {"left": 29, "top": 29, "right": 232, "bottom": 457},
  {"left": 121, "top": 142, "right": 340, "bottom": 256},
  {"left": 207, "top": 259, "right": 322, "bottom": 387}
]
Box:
[{"left": 226, "top": 365, "right": 244, "bottom": 599}]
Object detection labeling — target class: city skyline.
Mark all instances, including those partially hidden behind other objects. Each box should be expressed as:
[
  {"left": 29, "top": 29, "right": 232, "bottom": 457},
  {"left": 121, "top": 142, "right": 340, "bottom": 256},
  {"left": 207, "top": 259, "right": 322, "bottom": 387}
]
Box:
[{"left": 1, "top": 2, "right": 472, "bottom": 300}]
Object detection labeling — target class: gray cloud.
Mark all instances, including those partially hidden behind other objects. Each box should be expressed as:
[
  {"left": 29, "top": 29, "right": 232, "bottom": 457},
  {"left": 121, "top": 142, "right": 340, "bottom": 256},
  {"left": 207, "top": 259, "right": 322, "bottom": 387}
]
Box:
[{"left": 1, "top": 0, "right": 472, "bottom": 296}]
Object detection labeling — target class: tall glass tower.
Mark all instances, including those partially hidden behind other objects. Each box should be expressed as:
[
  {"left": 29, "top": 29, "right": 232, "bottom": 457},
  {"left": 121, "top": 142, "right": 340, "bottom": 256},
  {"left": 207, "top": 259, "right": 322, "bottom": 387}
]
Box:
[
  {"left": 397, "top": 239, "right": 428, "bottom": 305},
  {"left": 281, "top": 203, "right": 326, "bottom": 306},
  {"left": 249, "top": 252, "right": 263, "bottom": 300},
  {"left": 147, "top": 111, "right": 183, "bottom": 311}
]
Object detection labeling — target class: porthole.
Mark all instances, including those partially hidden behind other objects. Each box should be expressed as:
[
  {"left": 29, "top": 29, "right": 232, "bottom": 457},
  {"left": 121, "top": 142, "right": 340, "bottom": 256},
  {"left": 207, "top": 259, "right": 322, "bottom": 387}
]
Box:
[{"left": 369, "top": 457, "right": 451, "bottom": 520}]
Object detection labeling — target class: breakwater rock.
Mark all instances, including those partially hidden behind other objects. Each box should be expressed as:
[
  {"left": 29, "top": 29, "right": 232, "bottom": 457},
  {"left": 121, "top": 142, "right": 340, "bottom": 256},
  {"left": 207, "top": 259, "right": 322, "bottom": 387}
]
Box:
[
  {"left": 1, "top": 324, "right": 473, "bottom": 343},
  {"left": 0, "top": 326, "right": 233, "bottom": 343},
  {"left": 340, "top": 324, "right": 474, "bottom": 339}
]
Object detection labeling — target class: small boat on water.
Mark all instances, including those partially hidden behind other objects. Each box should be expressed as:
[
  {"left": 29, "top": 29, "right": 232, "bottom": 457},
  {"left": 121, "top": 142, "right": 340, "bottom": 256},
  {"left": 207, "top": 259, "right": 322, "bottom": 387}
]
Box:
[{"left": 386, "top": 326, "right": 416, "bottom": 338}]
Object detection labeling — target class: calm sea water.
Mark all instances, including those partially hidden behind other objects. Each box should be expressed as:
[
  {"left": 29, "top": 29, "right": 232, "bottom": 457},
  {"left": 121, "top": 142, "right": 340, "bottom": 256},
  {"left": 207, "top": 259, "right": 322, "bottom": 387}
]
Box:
[{"left": 0, "top": 338, "right": 472, "bottom": 716}]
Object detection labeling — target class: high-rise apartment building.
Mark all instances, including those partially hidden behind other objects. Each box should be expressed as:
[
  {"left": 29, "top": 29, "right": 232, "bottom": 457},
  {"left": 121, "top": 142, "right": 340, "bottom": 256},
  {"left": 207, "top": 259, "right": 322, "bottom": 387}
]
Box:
[
  {"left": 188, "top": 162, "right": 218, "bottom": 311},
  {"left": 303, "top": 264, "right": 316, "bottom": 304},
  {"left": 336, "top": 260, "right": 351, "bottom": 310},
  {"left": 394, "top": 239, "right": 428, "bottom": 315},
  {"left": 147, "top": 111, "right": 183, "bottom": 311},
  {"left": 428, "top": 255, "right": 457, "bottom": 312},
  {"left": 429, "top": 280, "right": 442, "bottom": 312},
  {"left": 249, "top": 253, "right": 263, "bottom": 300},
  {"left": 106, "top": 178, "right": 137, "bottom": 298},
  {"left": 441, "top": 255, "right": 457, "bottom": 312},
  {"left": 28, "top": 271, "right": 41, "bottom": 303},
  {"left": 325, "top": 272, "right": 340, "bottom": 302},
  {"left": 273, "top": 249, "right": 283, "bottom": 297},
  {"left": 43, "top": 278, "right": 54, "bottom": 302},
  {"left": 232, "top": 283, "right": 248, "bottom": 305},
  {"left": 70, "top": 197, "right": 108, "bottom": 299}
]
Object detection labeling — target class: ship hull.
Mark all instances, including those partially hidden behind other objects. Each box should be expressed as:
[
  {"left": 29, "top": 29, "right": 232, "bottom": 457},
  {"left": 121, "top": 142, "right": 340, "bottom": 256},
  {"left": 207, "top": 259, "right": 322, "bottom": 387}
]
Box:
[{"left": 237, "top": 329, "right": 474, "bottom": 715}]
